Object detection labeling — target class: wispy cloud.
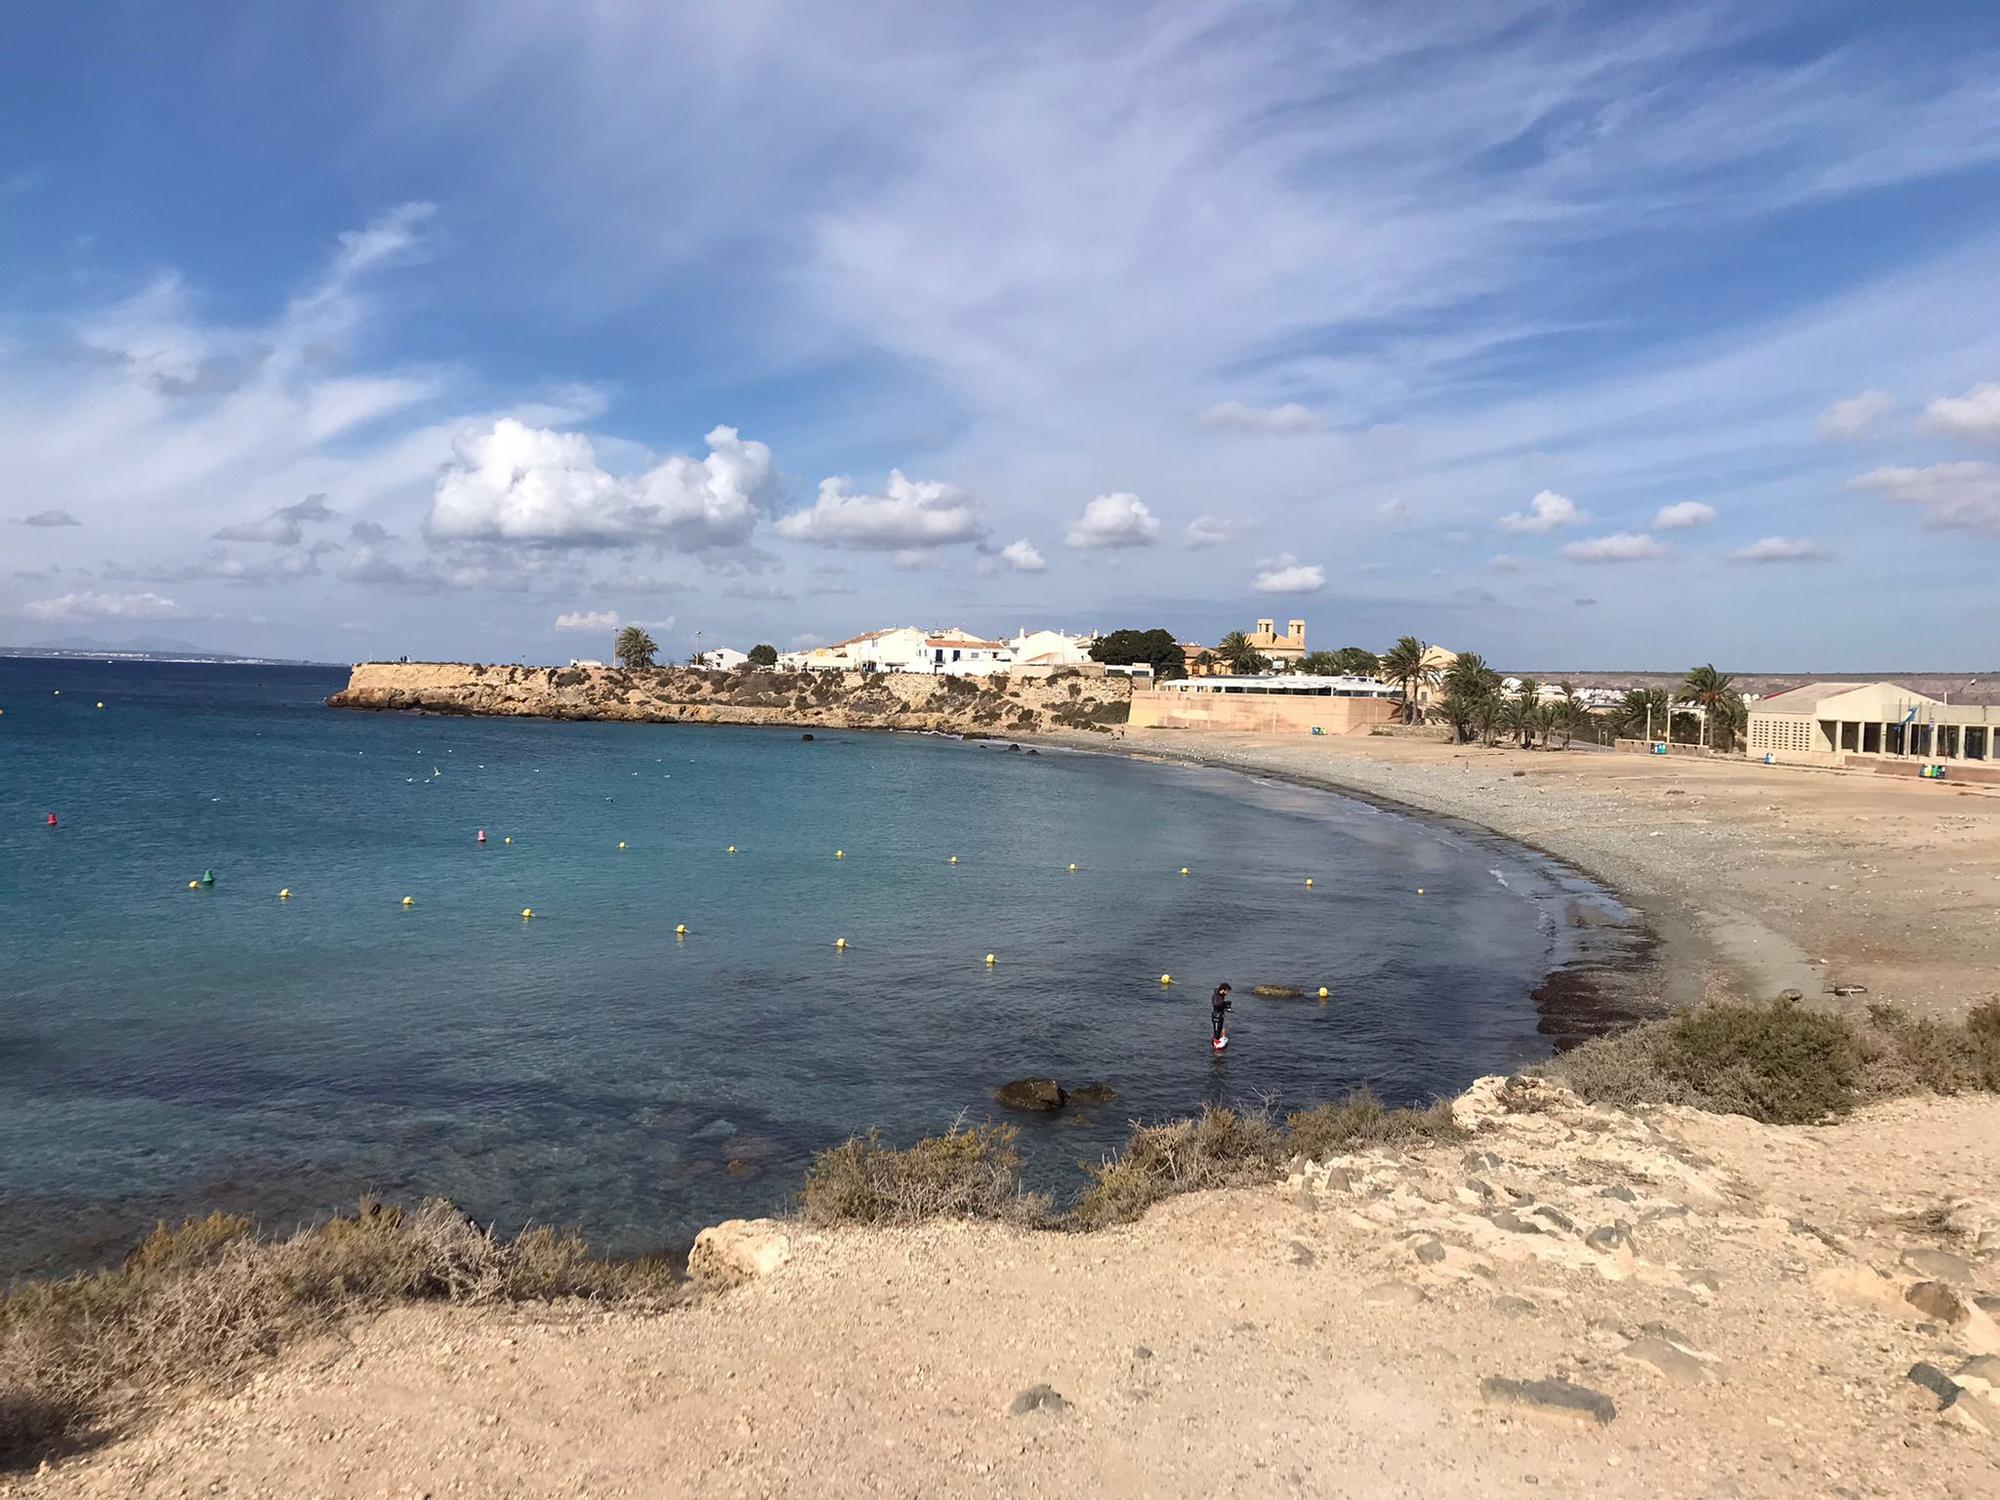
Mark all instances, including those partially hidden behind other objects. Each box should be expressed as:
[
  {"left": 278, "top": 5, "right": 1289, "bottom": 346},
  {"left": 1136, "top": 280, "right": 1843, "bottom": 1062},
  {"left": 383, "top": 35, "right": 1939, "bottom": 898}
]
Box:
[
  {"left": 1559, "top": 532, "right": 1666, "bottom": 563},
  {"left": 1818, "top": 390, "right": 1893, "bottom": 440},
  {"left": 21, "top": 590, "right": 189, "bottom": 621},
  {"left": 1198, "top": 401, "right": 1315, "bottom": 434},
  {"left": 1923, "top": 383, "right": 2000, "bottom": 444},
  {"left": 1653, "top": 501, "right": 1716, "bottom": 529},
  {"left": 1250, "top": 553, "right": 1324, "bottom": 594},
  {"left": 1851, "top": 462, "right": 2000, "bottom": 534},
  {"left": 1730, "top": 535, "right": 1831, "bottom": 562},
  {"left": 18, "top": 508, "right": 81, "bottom": 527}
]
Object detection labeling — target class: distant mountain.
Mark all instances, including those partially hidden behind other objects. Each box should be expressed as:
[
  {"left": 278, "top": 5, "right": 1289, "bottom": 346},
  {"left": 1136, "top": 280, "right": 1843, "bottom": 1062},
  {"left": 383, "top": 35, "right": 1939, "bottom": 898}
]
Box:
[{"left": 23, "top": 633, "right": 206, "bottom": 653}]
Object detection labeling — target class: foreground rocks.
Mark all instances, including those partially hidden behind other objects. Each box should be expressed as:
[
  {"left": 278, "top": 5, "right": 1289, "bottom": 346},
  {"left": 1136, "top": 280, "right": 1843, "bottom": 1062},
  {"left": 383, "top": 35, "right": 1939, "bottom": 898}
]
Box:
[{"left": 328, "top": 661, "right": 1132, "bottom": 736}]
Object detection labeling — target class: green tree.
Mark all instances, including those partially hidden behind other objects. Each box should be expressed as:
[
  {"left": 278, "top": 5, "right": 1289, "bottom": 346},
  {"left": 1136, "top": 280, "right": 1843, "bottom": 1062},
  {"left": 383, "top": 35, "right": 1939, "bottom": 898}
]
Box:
[
  {"left": 1330, "top": 646, "right": 1381, "bottom": 677},
  {"left": 1511, "top": 677, "right": 1541, "bottom": 748},
  {"left": 1379, "top": 635, "right": 1433, "bottom": 724},
  {"left": 747, "top": 643, "right": 778, "bottom": 667},
  {"left": 1088, "top": 628, "right": 1187, "bottom": 681},
  {"left": 1216, "top": 631, "right": 1270, "bottom": 675},
  {"left": 1616, "top": 687, "right": 1671, "bottom": 742},
  {"left": 614, "top": 625, "right": 658, "bottom": 670},
  {"left": 1682, "top": 663, "right": 1740, "bottom": 751}
]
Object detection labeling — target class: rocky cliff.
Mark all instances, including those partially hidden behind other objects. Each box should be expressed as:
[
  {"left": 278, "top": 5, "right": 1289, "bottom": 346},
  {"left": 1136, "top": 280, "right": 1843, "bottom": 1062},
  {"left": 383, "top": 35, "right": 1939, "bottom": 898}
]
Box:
[{"left": 326, "top": 661, "right": 1132, "bottom": 735}]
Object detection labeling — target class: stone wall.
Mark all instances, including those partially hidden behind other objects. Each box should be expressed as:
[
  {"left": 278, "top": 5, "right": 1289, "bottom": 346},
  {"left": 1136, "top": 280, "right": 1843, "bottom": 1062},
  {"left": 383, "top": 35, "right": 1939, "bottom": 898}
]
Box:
[
  {"left": 1127, "top": 688, "right": 1397, "bottom": 736},
  {"left": 327, "top": 661, "right": 1132, "bottom": 736}
]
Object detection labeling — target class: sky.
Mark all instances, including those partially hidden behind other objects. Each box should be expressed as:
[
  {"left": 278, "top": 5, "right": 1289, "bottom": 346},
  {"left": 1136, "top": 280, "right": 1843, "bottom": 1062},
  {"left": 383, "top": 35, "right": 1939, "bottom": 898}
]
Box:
[{"left": 4, "top": 1, "right": 2000, "bottom": 670}]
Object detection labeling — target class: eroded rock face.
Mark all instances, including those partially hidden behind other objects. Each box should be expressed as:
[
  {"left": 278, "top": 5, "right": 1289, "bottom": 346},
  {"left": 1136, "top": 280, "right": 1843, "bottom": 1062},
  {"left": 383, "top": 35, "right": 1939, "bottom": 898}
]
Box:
[
  {"left": 328, "top": 662, "right": 1132, "bottom": 737},
  {"left": 686, "top": 1217, "right": 792, "bottom": 1288}
]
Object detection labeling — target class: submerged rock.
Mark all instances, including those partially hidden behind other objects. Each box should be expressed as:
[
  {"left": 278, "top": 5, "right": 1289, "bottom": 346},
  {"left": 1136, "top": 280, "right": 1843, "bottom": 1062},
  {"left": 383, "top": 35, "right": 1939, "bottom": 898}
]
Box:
[
  {"left": 995, "top": 1077, "right": 1067, "bottom": 1112},
  {"left": 1068, "top": 1081, "right": 1119, "bottom": 1105}
]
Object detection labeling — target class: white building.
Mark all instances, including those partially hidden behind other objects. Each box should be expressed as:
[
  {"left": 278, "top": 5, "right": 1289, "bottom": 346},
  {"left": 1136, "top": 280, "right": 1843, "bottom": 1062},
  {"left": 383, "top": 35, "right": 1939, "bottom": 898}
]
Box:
[
  {"left": 1008, "top": 628, "right": 1096, "bottom": 669},
  {"left": 691, "top": 647, "right": 749, "bottom": 671},
  {"left": 923, "top": 630, "right": 1014, "bottom": 675}
]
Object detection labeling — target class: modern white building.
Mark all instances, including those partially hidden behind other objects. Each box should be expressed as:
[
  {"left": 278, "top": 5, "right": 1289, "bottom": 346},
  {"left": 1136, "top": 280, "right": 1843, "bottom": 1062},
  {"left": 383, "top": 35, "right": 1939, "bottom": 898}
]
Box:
[
  {"left": 691, "top": 647, "right": 750, "bottom": 671},
  {"left": 923, "top": 630, "right": 1014, "bottom": 675},
  {"left": 1008, "top": 628, "right": 1096, "bottom": 669}
]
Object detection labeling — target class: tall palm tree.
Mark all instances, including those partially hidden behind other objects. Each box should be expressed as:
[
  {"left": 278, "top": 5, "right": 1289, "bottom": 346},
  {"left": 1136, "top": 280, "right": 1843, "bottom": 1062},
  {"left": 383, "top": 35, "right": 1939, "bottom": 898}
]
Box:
[
  {"left": 1380, "top": 635, "right": 1431, "bottom": 723},
  {"left": 1682, "top": 664, "right": 1737, "bottom": 750},
  {"left": 1217, "top": 631, "right": 1267, "bottom": 674},
  {"left": 1555, "top": 682, "right": 1585, "bottom": 748},
  {"left": 614, "top": 625, "right": 658, "bottom": 670},
  {"left": 1617, "top": 687, "right": 1670, "bottom": 742}
]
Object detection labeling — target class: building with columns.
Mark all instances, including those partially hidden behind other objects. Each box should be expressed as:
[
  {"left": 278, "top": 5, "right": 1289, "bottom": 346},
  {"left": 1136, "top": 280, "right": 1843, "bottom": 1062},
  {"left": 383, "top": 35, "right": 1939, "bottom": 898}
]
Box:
[{"left": 1747, "top": 681, "right": 2000, "bottom": 767}]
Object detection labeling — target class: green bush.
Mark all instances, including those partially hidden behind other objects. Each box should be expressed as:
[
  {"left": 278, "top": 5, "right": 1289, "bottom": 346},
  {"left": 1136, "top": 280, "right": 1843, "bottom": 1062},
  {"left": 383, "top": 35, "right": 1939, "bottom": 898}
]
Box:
[
  {"left": 1655, "top": 1000, "right": 1862, "bottom": 1123},
  {"left": 800, "top": 1123, "right": 1036, "bottom": 1227}
]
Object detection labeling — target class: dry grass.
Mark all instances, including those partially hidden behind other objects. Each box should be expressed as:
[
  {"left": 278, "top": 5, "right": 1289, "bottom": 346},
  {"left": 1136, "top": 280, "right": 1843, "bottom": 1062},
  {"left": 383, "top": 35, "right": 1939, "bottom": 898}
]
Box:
[
  {"left": 0, "top": 1199, "right": 675, "bottom": 1469},
  {"left": 1548, "top": 997, "right": 2000, "bottom": 1124},
  {"left": 1068, "top": 1107, "right": 1286, "bottom": 1230},
  {"left": 799, "top": 1122, "right": 1044, "bottom": 1228},
  {"left": 1285, "top": 1089, "right": 1467, "bottom": 1159}
]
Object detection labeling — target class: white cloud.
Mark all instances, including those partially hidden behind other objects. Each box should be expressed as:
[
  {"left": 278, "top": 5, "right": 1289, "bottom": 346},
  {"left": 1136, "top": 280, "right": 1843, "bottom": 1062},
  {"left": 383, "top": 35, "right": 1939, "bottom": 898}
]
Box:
[
  {"left": 1922, "top": 384, "right": 2000, "bottom": 444},
  {"left": 1559, "top": 532, "right": 1666, "bottom": 563},
  {"left": 999, "top": 538, "right": 1046, "bottom": 572},
  {"left": 1250, "top": 552, "right": 1324, "bottom": 594},
  {"left": 1818, "top": 390, "right": 1894, "bottom": 440},
  {"left": 1198, "top": 400, "right": 1315, "bottom": 434},
  {"left": 1497, "top": 490, "right": 1585, "bottom": 534},
  {"left": 773, "top": 470, "right": 981, "bottom": 550},
  {"left": 213, "top": 493, "right": 336, "bottom": 545},
  {"left": 303, "top": 374, "right": 441, "bottom": 443},
  {"left": 1851, "top": 462, "right": 2000, "bottom": 534},
  {"left": 1065, "top": 492, "right": 1159, "bottom": 549},
  {"left": 1653, "top": 500, "right": 1717, "bottom": 530},
  {"left": 430, "top": 421, "right": 774, "bottom": 549},
  {"left": 1487, "top": 553, "right": 1526, "bottom": 572},
  {"left": 1185, "top": 514, "right": 1255, "bottom": 548},
  {"left": 554, "top": 609, "right": 621, "bottom": 630},
  {"left": 18, "top": 508, "right": 81, "bottom": 527},
  {"left": 22, "top": 590, "right": 189, "bottom": 621},
  {"left": 1378, "top": 497, "right": 1411, "bottom": 523},
  {"left": 1729, "top": 536, "right": 1832, "bottom": 563}
]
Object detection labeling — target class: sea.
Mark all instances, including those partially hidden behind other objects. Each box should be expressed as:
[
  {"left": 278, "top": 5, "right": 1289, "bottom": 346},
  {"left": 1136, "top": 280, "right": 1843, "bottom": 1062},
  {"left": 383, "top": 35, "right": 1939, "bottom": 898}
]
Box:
[{"left": 0, "top": 657, "right": 1642, "bottom": 1278}]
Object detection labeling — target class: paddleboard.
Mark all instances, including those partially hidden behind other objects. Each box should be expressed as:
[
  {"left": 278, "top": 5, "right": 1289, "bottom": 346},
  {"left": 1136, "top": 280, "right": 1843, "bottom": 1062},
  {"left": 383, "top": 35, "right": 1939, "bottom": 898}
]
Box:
[{"left": 1211, "top": 1035, "right": 1229, "bottom": 1052}]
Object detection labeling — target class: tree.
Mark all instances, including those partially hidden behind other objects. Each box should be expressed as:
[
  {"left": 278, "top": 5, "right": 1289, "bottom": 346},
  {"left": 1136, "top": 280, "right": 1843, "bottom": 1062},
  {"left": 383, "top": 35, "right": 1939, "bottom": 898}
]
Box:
[
  {"left": 1089, "top": 628, "right": 1187, "bottom": 681},
  {"left": 614, "top": 625, "right": 658, "bottom": 670},
  {"left": 1615, "top": 688, "right": 1671, "bottom": 742},
  {"left": 747, "top": 643, "right": 778, "bottom": 667},
  {"left": 1436, "top": 652, "right": 1501, "bottom": 745},
  {"left": 1331, "top": 646, "right": 1381, "bottom": 677},
  {"left": 1216, "top": 631, "right": 1270, "bottom": 675},
  {"left": 1512, "top": 677, "right": 1541, "bottom": 748},
  {"left": 1379, "top": 636, "right": 1433, "bottom": 723},
  {"left": 1552, "top": 682, "right": 1586, "bottom": 748},
  {"left": 1682, "top": 663, "right": 1739, "bottom": 751}
]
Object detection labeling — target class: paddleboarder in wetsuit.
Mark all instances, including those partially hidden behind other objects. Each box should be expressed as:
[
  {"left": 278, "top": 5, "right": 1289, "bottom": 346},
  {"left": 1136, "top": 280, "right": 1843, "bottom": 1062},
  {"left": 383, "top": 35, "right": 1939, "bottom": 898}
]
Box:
[{"left": 1211, "top": 983, "right": 1232, "bottom": 1044}]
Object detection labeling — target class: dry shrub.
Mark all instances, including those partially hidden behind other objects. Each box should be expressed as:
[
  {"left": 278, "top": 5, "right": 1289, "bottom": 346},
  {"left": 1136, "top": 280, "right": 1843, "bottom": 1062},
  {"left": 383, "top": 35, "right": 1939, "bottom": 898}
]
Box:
[
  {"left": 799, "top": 1123, "right": 1038, "bottom": 1228},
  {"left": 1860, "top": 1004, "right": 1987, "bottom": 1097},
  {"left": 1285, "top": 1088, "right": 1466, "bottom": 1159},
  {"left": 1069, "top": 1106, "right": 1283, "bottom": 1230},
  {"left": 0, "top": 1199, "right": 674, "bottom": 1469}
]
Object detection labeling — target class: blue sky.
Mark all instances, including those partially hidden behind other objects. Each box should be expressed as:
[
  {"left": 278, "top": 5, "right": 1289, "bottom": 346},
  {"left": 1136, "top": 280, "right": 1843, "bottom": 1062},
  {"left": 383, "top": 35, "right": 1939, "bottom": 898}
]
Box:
[{"left": 4, "top": 1, "right": 2000, "bottom": 669}]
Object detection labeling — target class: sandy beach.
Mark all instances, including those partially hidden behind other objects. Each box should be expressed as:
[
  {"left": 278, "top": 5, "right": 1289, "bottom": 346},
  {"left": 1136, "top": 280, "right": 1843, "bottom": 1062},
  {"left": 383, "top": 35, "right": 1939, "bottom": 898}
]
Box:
[{"left": 15, "top": 728, "right": 2000, "bottom": 1499}]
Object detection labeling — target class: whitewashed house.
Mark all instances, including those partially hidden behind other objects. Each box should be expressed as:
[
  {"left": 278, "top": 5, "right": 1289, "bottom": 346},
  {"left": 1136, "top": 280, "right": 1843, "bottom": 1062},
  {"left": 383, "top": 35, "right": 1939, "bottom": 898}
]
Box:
[
  {"left": 1008, "top": 628, "right": 1096, "bottom": 669},
  {"left": 692, "top": 647, "right": 750, "bottom": 671},
  {"left": 923, "top": 629, "right": 1014, "bottom": 676}
]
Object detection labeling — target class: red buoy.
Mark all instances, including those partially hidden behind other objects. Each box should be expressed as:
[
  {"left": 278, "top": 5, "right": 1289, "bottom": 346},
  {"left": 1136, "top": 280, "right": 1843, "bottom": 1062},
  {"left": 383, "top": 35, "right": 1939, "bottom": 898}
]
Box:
[
  {"left": 47, "top": 813, "right": 58, "bottom": 827},
  {"left": 477, "top": 828, "right": 487, "bottom": 844}
]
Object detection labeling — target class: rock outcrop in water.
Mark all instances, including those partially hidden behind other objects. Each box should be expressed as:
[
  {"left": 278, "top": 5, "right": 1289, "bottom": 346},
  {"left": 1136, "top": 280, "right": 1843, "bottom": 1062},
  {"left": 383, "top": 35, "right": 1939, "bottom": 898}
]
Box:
[{"left": 327, "top": 661, "right": 1132, "bottom": 735}]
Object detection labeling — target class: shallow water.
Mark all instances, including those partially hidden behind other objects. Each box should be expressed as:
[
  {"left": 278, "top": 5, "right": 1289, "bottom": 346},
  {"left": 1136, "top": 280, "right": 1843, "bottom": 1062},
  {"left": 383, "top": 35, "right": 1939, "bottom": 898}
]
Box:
[{"left": 0, "top": 658, "right": 1637, "bottom": 1276}]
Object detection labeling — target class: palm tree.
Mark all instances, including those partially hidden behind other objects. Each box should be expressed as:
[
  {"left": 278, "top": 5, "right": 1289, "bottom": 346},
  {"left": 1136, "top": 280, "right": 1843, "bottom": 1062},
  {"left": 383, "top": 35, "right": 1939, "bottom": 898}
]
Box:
[
  {"left": 614, "top": 625, "right": 658, "bottom": 670},
  {"left": 1217, "top": 631, "right": 1268, "bottom": 674},
  {"left": 1502, "top": 693, "right": 1540, "bottom": 749},
  {"left": 1616, "top": 687, "right": 1670, "bottom": 743},
  {"left": 1682, "top": 664, "right": 1738, "bottom": 751},
  {"left": 1511, "top": 677, "right": 1541, "bottom": 748},
  {"left": 1380, "top": 635, "right": 1431, "bottom": 724}
]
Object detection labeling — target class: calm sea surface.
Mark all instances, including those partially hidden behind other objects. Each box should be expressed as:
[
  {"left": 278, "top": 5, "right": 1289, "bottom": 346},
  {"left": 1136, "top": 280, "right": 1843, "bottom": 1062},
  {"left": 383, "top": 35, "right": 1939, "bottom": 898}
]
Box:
[{"left": 0, "top": 657, "right": 1636, "bottom": 1277}]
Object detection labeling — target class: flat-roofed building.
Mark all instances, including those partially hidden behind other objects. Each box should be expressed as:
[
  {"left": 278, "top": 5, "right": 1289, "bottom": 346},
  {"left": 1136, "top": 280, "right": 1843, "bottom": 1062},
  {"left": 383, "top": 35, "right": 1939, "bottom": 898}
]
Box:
[
  {"left": 1747, "top": 681, "right": 2000, "bottom": 767},
  {"left": 1130, "top": 673, "right": 1399, "bottom": 734}
]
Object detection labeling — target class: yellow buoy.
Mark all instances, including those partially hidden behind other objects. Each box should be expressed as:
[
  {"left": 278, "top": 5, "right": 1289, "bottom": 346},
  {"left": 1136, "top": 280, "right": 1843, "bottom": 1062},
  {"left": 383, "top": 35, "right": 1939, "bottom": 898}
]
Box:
[
  {"left": 278, "top": 888, "right": 291, "bottom": 900},
  {"left": 835, "top": 849, "right": 844, "bottom": 859},
  {"left": 1305, "top": 877, "right": 1314, "bottom": 888},
  {"left": 401, "top": 895, "right": 414, "bottom": 907},
  {"left": 948, "top": 855, "right": 959, "bottom": 865},
  {"left": 1417, "top": 887, "right": 1425, "bottom": 896},
  {"left": 727, "top": 845, "right": 737, "bottom": 854},
  {"left": 521, "top": 907, "right": 534, "bottom": 919},
  {"left": 1179, "top": 866, "right": 1190, "bottom": 876},
  {"left": 617, "top": 841, "right": 627, "bottom": 849},
  {"left": 1159, "top": 973, "right": 1172, "bottom": 986},
  {"left": 835, "top": 937, "right": 848, "bottom": 949},
  {"left": 674, "top": 923, "right": 687, "bottom": 936},
  {"left": 984, "top": 952, "right": 996, "bottom": 966},
  {"left": 1317, "top": 986, "right": 1330, "bottom": 1000},
  {"left": 1067, "top": 863, "right": 1078, "bottom": 872},
  {"left": 188, "top": 880, "right": 199, "bottom": 890},
  {"left": 96, "top": 701, "right": 104, "bottom": 710}
]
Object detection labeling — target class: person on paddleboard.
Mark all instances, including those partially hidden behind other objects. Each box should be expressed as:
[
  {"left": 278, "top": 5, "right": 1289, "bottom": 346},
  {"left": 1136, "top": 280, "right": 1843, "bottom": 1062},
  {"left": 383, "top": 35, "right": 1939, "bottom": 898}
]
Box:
[{"left": 1210, "top": 983, "right": 1232, "bottom": 1047}]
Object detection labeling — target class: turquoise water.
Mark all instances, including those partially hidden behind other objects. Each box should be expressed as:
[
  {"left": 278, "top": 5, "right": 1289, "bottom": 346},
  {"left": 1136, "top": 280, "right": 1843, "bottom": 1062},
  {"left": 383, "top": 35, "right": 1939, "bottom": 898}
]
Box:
[{"left": 0, "top": 658, "right": 1636, "bottom": 1276}]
